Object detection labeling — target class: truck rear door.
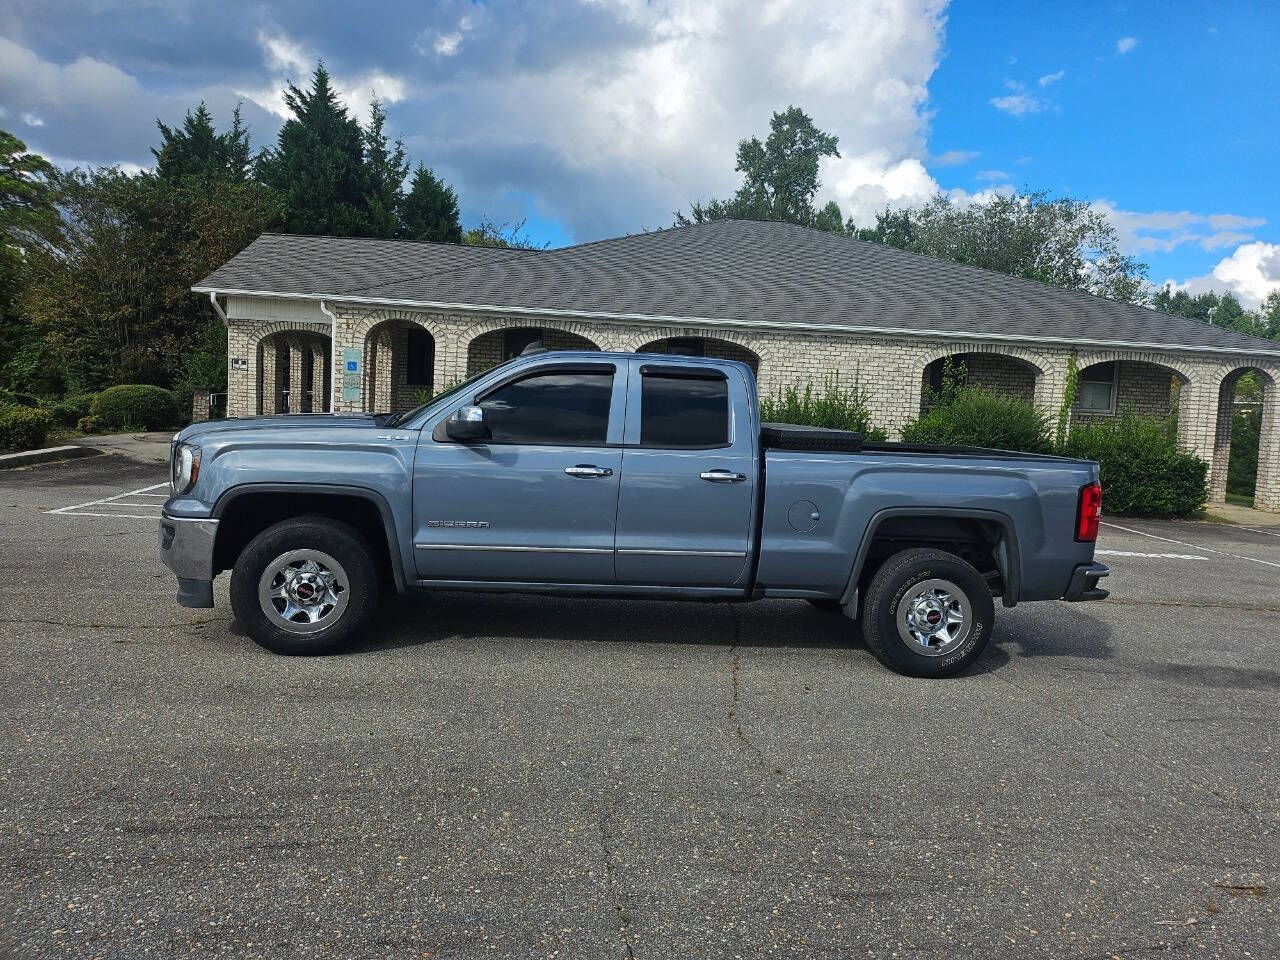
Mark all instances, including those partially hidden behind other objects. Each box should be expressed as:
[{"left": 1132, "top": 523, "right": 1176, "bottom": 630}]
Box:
[{"left": 614, "top": 360, "right": 757, "bottom": 587}]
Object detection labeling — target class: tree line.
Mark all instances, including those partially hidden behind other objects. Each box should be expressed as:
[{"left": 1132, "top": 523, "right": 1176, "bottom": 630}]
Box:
[
  {"left": 0, "top": 63, "right": 536, "bottom": 409},
  {"left": 2, "top": 85, "right": 1275, "bottom": 418}
]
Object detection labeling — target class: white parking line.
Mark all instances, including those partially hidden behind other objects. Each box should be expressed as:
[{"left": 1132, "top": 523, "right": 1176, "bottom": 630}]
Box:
[
  {"left": 46, "top": 481, "right": 168, "bottom": 521},
  {"left": 1101, "top": 520, "right": 1280, "bottom": 570},
  {"left": 1096, "top": 549, "right": 1209, "bottom": 560}
]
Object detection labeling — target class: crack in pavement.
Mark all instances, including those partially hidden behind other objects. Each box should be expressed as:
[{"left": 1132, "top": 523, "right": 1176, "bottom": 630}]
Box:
[
  {"left": 726, "top": 605, "right": 786, "bottom": 779},
  {"left": 0, "top": 617, "right": 231, "bottom": 631},
  {"left": 1102, "top": 598, "right": 1280, "bottom": 613},
  {"left": 596, "top": 802, "right": 637, "bottom": 960}
]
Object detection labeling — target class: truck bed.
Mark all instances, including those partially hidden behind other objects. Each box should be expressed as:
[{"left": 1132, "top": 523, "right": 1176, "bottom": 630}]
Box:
[{"left": 761, "top": 423, "right": 1083, "bottom": 463}]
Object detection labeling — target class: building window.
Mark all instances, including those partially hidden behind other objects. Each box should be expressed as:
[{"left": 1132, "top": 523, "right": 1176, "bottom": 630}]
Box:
[
  {"left": 406, "top": 328, "right": 434, "bottom": 387},
  {"left": 1076, "top": 361, "right": 1118, "bottom": 415},
  {"left": 502, "top": 328, "right": 544, "bottom": 360}
]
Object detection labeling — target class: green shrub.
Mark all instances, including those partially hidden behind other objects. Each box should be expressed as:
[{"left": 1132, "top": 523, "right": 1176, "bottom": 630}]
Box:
[
  {"left": 50, "top": 392, "right": 98, "bottom": 428},
  {"left": 91, "top": 384, "right": 180, "bottom": 431},
  {"left": 1226, "top": 406, "right": 1260, "bottom": 498},
  {"left": 901, "top": 386, "right": 1054, "bottom": 453},
  {"left": 0, "top": 389, "right": 39, "bottom": 408},
  {"left": 1062, "top": 412, "right": 1207, "bottom": 517},
  {"left": 760, "top": 376, "right": 888, "bottom": 440},
  {"left": 0, "top": 406, "right": 54, "bottom": 452},
  {"left": 76, "top": 414, "right": 103, "bottom": 434}
]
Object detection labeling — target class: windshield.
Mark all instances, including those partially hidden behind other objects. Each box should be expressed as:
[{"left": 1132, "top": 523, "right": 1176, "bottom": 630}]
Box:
[{"left": 386, "top": 357, "right": 520, "bottom": 426}]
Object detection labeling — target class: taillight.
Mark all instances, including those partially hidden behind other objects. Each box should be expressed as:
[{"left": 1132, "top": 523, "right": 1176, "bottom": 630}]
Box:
[{"left": 1076, "top": 482, "right": 1102, "bottom": 542}]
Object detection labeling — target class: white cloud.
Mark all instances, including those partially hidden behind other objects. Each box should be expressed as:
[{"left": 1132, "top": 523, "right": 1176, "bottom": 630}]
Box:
[
  {"left": 238, "top": 31, "right": 408, "bottom": 126},
  {"left": 990, "top": 92, "right": 1043, "bottom": 116},
  {"left": 990, "top": 80, "right": 1045, "bottom": 116},
  {"left": 1166, "top": 242, "right": 1280, "bottom": 307},
  {"left": 402, "top": 0, "right": 951, "bottom": 238},
  {"left": 1038, "top": 70, "right": 1064, "bottom": 87},
  {"left": 930, "top": 149, "right": 979, "bottom": 166},
  {"left": 975, "top": 169, "right": 1009, "bottom": 182},
  {"left": 1116, "top": 36, "right": 1138, "bottom": 54},
  {"left": 20, "top": 112, "right": 45, "bottom": 127},
  {"left": 1096, "top": 201, "right": 1267, "bottom": 255}
]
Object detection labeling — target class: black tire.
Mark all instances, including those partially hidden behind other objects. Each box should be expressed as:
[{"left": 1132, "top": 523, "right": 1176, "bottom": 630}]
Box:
[
  {"left": 860, "top": 548, "right": 994, "bottom": 678},
  {"left": 807, "top": 598, "right": 844, "bottom": 612},
  {"left": 230, "top": 516, "right": 380, "bottom": 656}
]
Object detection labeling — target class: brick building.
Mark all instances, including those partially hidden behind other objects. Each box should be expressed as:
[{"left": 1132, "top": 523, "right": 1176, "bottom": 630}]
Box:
[{"left": 194, "top": 219, "right": 1280, "bottom": 511}]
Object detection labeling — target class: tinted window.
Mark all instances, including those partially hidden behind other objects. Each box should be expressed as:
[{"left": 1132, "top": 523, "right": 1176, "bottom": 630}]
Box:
[
  {"left": 640, "top": 373, "right": 728, "bottom": 447},
  {"left": 478, "top": 369, "right": 613, "bottom": 444}
]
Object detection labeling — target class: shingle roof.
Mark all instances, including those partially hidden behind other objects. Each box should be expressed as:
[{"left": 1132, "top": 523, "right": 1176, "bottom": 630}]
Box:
[
  {"left": 194, "top": 219, "right": 1280, "bottom": 356},
  {"left": 195, "top": 233, "right": 536, "bottom": 297}
]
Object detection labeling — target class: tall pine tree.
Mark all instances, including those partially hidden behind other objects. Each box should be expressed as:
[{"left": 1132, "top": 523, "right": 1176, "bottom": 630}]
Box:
[
  {"left": 399, "top": 164, "right": 462, "bottom": 243},
  {"left": 153, "top": 103, "right": 252, "bottom": 182},
  {"left": 362, "top": 98, "right": 409, "bottom": 239},
  {"left": 256, "top": 64, "right": 371, "bottom": 236}
]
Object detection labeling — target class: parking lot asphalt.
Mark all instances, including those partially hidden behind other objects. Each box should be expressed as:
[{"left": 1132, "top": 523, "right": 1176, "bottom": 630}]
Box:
[{"left": 1, "top": 454, "right": 1277, "bottom": 959}]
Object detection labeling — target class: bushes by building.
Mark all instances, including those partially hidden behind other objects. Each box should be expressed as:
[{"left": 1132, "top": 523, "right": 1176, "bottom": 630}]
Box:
[
  {"left": 1061, "top": 412, "right": 1207, "bottom": 517},
  {"left": 90, "top": 384, "right": 180, "bottom": 431},
  {"left": 0, "top": 405, "right": 53, "bottom": 452},
  {"left": 759, "top": 376, "right": 887, "bottom": 440},
  {"left": 901, "top": 386, "right": 1055, "bottom": 453}
]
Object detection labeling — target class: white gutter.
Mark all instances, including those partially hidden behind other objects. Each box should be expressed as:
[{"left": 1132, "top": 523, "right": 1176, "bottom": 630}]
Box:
[
  {"left": 190, "top": 285, "right": 1280, "bottom": 360},
  {"left": 318, "top": 299, "right": 338, "bottom": 413},
  {"left": 207, "top": 291, "right": 229, "bottom": 327}
]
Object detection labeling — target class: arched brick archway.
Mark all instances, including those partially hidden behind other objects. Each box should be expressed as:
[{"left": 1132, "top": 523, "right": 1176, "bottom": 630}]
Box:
[
  {"left": 636, "top": 336, "right": 760, "bottom": 373},
  {"left": 919, "top": 351, "right": 1040, "bottom": 411},
  {"left": 255, "top": 329, "right": 329, "bottom": 414},
  {"left": 1211, "top": 365, "right": 1279, "bottom": 510},
  {"left": 465, "top": 325, "right": 600, "bottom": 376},
  {"left": 363, "top": 318, "right": 437, "bottom": 412}
]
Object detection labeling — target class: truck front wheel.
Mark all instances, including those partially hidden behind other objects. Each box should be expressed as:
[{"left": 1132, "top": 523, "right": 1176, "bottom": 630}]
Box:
[
  {"left": 860, "top": 548, "right": 994, "bottom": 678},
  {"left": 229, "top": 517, "right": 380, "bottom": 656}
]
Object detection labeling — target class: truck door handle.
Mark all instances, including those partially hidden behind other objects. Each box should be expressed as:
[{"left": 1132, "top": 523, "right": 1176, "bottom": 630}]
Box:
[
  {"left": 565, "top": 464, "right": 613, "bottom": 478},
  {"left": 700, "top": 469, "right": 746, "bottom": 483}
]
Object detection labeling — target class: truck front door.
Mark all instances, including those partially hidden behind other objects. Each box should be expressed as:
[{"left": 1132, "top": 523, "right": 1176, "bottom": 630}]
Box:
[
  {"left": 412, "top": 361, "right": 626, "bottom": 584},
  {"left": 614, "top": 361, "right": 757, "bottom": 587}
]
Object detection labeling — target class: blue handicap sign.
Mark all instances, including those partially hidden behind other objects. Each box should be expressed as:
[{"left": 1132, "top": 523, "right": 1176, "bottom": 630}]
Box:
[{"left": 347, "top": 360, "right": 358, "bottom": 371}]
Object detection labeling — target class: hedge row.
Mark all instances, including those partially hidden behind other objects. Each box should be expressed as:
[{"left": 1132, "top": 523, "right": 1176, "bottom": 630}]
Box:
[{"left": 771, "top": 378, "right": 1212, "bottom": 518}]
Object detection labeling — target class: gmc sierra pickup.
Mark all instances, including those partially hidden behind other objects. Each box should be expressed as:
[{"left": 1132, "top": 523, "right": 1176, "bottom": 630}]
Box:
[{"left": 160, "top": 350, "right": 1108, "bottom": 677}]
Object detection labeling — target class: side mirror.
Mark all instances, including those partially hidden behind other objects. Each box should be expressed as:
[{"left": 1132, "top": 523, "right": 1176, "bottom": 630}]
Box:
[{"left": 444, "top": 405, "right": 490, "bottom": 441}]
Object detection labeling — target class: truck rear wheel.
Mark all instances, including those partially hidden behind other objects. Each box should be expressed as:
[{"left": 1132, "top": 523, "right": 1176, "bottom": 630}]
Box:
[
  {"left": 860, "top": 548, "right": 994, "bottom": 678},
  {"left": 229, "top": 517, "right": 380, "bottom": 656}
]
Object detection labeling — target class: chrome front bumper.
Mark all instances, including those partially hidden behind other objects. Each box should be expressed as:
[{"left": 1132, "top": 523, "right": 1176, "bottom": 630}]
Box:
[{"left": 159, "top": 513, "right": 219, "bottom": 608}]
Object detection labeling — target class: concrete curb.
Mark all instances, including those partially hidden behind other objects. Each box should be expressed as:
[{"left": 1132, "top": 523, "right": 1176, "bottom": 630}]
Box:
[{"left": 0, "top": 445, "right": 102, "bottom": 470}]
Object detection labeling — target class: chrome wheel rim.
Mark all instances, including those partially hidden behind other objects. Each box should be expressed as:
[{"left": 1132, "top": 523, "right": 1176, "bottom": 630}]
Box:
[
  {"left": 895, "top": 578, "right": 972, "bottom": 657},
  {"left": 258, "top": 549, "right": 349, "bottom": 635}
]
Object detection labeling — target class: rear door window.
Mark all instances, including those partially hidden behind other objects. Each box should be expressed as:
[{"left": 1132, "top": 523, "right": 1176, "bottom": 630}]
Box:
[{"left": 639, "top": 372, "right": 729, "bottom": 448}]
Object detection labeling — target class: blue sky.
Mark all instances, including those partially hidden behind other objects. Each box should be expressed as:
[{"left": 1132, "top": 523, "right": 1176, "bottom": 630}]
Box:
[
  {"left": 926, "top": 1, "right": 1280, "bottom": 299},
  {"left": 0, "top": 0, "right": 1276, "bottom": 304}
]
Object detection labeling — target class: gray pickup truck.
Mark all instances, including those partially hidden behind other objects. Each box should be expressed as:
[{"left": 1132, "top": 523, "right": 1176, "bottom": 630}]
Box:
[{"left": 160, "top": 350, "right": 1108, "bottom": 677}]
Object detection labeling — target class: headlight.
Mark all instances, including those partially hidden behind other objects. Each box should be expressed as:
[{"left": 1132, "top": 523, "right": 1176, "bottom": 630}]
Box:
[{"left": 171, "top": 442, "right": 201, "bottom": 494}]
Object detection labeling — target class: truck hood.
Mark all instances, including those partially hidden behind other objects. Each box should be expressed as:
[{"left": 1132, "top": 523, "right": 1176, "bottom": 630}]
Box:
[{"left": 175, "top": 414, "right": 382, "bottom": 445}]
